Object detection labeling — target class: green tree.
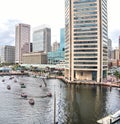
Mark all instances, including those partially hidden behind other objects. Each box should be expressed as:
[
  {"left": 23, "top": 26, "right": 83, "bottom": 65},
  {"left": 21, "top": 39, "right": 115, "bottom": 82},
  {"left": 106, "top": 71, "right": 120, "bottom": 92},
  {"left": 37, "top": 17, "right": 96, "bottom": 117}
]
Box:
[{"left": 114, "top": 70, "right": 120, "bottom": 81}]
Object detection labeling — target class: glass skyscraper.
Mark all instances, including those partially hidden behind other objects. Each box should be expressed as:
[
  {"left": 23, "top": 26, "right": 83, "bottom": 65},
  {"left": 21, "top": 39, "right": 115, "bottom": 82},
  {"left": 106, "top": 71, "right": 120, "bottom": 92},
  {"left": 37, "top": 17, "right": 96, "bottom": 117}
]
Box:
[
  {"left": 65, "top": 0, "right": 108, "bottom": 82},
  {"left": 32, "top": 25, "right": 51, "bottom": 53}
]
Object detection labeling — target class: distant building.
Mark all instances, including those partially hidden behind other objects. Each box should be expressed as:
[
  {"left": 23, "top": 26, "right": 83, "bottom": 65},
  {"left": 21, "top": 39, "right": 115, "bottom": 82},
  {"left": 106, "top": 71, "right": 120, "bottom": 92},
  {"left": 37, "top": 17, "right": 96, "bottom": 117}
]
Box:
[
  {"left": 15, "top": 23, "right": 30, "bottom": 64},
  {"left": 32, "top": 25, "right": 51, "bottom": 53},
  {"left": 112, "top": 48, "right": 119, "bottom": 60},
  {"left": 48, "top": 51, "right": 64, "bottom": 64},
  {"left": 52, "top": 41, "right": 60, "bottom": 51},
  {"left": 0, "top": 45, "right": 15, "bottom": 63},
  {"left": 22, "top": 52, "right": 47, "bottom": 64}
]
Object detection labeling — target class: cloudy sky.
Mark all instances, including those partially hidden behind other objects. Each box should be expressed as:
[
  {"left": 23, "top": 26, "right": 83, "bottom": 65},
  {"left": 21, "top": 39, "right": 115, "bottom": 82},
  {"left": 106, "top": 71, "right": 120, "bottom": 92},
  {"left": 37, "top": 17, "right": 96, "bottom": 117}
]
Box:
[{"left": 0, "top": 0, "right": 119, "bottom": 48}]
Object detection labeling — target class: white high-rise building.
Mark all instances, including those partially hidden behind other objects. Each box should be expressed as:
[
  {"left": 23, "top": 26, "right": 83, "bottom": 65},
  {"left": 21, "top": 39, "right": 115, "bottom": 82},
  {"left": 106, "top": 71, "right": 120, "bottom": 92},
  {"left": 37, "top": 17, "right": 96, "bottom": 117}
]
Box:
[
  {"left": 32, "top": 25, "right": 51, "bottom": 53},
  {"left": 65, "top": 0, "right": 108, "bottom": 82},
  {"left": 15, "top": 23, "right": 30, "bottom": 64}
]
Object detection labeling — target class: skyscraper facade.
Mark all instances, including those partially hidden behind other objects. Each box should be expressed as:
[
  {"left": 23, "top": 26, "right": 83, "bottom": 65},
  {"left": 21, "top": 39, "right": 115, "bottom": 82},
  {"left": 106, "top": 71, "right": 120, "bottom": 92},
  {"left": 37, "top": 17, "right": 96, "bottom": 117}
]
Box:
[
  {"left": 32, "top": 25, "right": 51, "bottom": 53},
  {"left": 65, "top": 0, "right": 108, "bottom": 82},
  {"left": 15, "top": 23, "right": 30, "bottom": 64}
]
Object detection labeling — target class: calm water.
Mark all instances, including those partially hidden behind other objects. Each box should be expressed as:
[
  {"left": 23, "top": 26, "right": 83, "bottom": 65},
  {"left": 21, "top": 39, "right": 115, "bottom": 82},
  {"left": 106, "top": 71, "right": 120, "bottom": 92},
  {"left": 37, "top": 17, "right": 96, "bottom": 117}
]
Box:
[{"left": 0, "top": 75, "right": 120, "bottom": 124}]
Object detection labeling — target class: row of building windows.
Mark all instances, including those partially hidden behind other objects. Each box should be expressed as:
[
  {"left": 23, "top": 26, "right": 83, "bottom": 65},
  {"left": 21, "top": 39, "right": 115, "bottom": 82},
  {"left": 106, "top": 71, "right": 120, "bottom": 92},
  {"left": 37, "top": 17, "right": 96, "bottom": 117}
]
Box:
[
  {"left": 74, "top": 37, "right": 97, "bottom": 40},
  {"left": 74, "top": 20, "right": 97, "bottom": 24},
  {"left": 74, "top": 11, "right": 97, "bottom": 16},
  {"left": 74, "top": 32, "right": 97, "bottom": 36},
  {"left": 74, "top": 66, "right": 97, "bottom": 69},
  {"left": 74, "top": 45, "right": 97, "bottom": 48},
  {"left": 74, "top": 41, "right": 97, "bottom": 44},
  {"left": 74, "top": 24, "right": 97, "bottom": 28},
  {"left": 73, "top": 0, "right": 96, "bottom": 4},
  {"left": 74, "top": 28, "right": 97, "bottom": 32},
  {"left": 74, "top": 54, "right": 97, "bottom": 56},
  {"left": 74, "top": 16, "right": 97, "bottom": 20},
  {"left": 74, "top": 62, "right": 97, "bottom": 64},
  {"left": 73, "top": 3, "right": 97, "bottom": 9},
  {"left": 74, "top": 58, "right": 97, "bottom": 60},
  {"left": 74, "top": 49, "right": 97, "bottom": 52},
  {"left": 74, "top": 7, "right": 97, "bottom": 12}
]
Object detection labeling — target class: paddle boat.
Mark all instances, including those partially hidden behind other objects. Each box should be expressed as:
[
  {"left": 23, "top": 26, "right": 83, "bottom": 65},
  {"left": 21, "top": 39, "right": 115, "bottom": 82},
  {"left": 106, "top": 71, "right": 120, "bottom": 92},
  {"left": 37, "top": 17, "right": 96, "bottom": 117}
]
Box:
[
  {"left": 21, "top": 93, "right": 27, "bottom": 98},
  {"left": 7, "top": 85, "right": 11, "bottom": 90},
  {"left": 47, "top": 92, "right": 52, "bottom": 97},
  {"left": 29, "top": 98, "right": 35, "bottom": 105}
]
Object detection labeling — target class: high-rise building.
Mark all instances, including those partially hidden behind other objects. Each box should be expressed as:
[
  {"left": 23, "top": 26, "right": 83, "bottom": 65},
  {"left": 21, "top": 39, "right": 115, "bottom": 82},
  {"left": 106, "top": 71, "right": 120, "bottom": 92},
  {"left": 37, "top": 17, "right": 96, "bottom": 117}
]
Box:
[
  {"left": 65, "top": 0, "right": 108, "bottom": 82},
  {"left": 32, "top": 25, "right": 51, "bottom": 53},
  {"left": 0, "top": 45, "right": 15, "bottom": 63},
  {"left": 15, "top": 23, "right": 30, "bottom": 64}
]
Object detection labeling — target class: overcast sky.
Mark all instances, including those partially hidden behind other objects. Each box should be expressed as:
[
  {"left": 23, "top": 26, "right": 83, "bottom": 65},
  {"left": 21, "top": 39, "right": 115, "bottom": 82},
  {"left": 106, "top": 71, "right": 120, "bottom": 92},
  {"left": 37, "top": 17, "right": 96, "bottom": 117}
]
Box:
[{"left": 0, "top": 0, "right": 119, "bottom": 48}]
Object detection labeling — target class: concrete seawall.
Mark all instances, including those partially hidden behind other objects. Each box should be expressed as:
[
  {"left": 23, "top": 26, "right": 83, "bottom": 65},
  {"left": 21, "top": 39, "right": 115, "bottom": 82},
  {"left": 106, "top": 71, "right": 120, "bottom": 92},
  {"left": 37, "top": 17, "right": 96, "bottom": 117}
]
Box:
[{"left": 57, "top": 76, "right": 120, "bottom": 88}]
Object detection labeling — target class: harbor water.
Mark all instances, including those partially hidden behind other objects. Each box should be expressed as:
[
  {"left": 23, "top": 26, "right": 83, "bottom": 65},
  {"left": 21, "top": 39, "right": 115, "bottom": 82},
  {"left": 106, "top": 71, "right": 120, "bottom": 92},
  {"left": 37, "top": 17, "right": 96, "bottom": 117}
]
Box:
[{"left": 0, "top": 75, "right": 120, "bottom": 124}]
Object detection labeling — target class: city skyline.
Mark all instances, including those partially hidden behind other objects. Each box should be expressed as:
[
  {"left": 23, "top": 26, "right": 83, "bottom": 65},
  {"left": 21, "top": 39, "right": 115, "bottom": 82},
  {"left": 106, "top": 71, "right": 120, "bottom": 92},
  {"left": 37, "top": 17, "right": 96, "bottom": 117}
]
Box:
[{"left": 0, "top": 0, "right": 119, "bottom": 48}]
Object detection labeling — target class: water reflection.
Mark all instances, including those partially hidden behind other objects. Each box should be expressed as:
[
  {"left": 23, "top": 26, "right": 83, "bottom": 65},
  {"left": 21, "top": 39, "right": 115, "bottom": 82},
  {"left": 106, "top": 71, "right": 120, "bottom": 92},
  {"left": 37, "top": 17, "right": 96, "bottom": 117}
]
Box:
[{"left": 0, "top": 76, "right": 120, "bottom": 124}]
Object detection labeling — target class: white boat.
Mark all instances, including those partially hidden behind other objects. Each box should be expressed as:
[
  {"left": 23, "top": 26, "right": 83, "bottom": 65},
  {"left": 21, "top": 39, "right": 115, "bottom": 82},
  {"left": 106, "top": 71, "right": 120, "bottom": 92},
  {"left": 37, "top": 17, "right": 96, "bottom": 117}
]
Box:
[
  {"left": 110, "top": 110, "right": 120, "bottom": 123},
  {"left": 97, "top": 110, "right": 120, "bottom": 124}
]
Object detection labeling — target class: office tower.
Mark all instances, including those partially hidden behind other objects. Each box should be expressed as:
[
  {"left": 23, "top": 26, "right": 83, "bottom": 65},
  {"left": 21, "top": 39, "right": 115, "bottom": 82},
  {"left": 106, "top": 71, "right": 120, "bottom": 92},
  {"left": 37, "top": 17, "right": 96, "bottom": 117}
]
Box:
[
  {"left": 65, "top": 0, "right": 108, "bottom": 82},
  {"left": 15, "top": 23, "right": 30, "bottom": 64},
  {"left": 0, "top": 45, "right": 15, "bottom": 63},
  {"left": 32, "top": 25, "right": 51, "bottom": 53}
]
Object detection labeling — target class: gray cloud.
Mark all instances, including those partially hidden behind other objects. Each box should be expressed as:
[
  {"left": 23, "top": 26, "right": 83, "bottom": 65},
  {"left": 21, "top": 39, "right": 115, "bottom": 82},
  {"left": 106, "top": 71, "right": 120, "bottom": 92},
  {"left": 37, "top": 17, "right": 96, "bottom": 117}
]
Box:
[{"left": 0, "top": 19, "right": 22, "bottom": 46}]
